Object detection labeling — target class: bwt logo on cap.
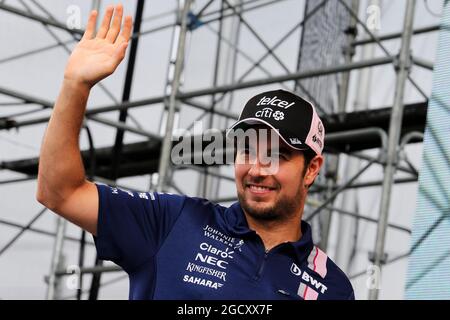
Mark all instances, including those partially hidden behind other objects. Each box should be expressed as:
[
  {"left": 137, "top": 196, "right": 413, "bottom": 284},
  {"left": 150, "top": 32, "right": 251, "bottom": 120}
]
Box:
[{"left": 256, "top": 96, "right": 295, "bottom": 109}]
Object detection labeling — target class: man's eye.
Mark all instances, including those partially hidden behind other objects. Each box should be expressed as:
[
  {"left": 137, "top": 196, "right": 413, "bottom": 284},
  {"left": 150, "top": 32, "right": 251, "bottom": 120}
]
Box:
[
  {"left": 239, "top": 148, "right": 252, "bottom": 156},
  {"left": 271, "top": 152, "right": 287, "bottom": 160}
]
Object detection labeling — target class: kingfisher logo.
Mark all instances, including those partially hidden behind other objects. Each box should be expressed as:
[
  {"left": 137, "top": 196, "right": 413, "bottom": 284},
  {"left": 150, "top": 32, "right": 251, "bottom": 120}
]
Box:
[
  {"left": 256, "top": 96, "right": 295, "bottom": 109},
  {"left": 255, "top": 108, "right": 285, "bottom": 121}
]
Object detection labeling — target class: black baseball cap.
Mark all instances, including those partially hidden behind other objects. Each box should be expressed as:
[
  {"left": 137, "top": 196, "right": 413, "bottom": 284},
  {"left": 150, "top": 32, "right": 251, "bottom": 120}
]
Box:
[{"left": 227, "top": 89, "right": 325, "bottom": 155}]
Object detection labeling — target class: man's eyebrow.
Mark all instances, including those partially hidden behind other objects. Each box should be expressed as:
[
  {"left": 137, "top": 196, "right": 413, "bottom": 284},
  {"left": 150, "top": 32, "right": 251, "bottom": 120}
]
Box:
[
  {"left": 269, "top": 146, "right": 292, "bottom": 154},
  {"left": 237, "top": 140, "right": 254, "bottom": 149}
]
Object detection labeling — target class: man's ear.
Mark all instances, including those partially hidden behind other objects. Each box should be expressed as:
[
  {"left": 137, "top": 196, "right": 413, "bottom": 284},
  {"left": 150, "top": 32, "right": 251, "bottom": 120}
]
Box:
[{"left": 304, "top": 155, "right": 324, "bottom": 187}]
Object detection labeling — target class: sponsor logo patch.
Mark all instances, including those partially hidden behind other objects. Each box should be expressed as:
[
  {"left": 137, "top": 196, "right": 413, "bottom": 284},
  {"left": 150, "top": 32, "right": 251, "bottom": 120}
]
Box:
[
  {"left": 183, "top": 275, "right": 224, "bottom": 290},
  {"left": 289, "top": 138, "right": 303, "bottom": 145},
  {"left": 256, "top": 96, "right": 295, "bottom": 109},
  {"left": 255, "top": 108, "right": 285, "bottom": 121},
  {"left": 290, "top": 263, "right": 328, "bottom": 294}
]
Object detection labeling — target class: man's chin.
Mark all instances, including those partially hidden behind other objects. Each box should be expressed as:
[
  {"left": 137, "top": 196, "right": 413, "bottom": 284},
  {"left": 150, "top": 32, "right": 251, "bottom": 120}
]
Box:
[
  {"left": 241, "top": 199, "right": 279, "bottom": 221},
  {"left": 246, "top": 199, "right": 274, "bottom": 211}
]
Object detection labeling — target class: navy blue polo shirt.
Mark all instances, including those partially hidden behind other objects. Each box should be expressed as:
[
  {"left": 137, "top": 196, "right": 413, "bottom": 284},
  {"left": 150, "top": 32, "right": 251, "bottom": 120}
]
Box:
[{"left": 94, "top": 183, "right": 355, "bottom": 300}]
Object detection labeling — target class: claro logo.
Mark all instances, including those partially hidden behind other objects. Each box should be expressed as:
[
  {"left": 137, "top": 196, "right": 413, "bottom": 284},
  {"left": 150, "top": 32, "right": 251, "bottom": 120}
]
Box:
[
  {"left": 195, "top": 253, "right": 228, "bottom": 269},
  {"left": 200, "top": 242, "right": 234, "bottom": 259}
]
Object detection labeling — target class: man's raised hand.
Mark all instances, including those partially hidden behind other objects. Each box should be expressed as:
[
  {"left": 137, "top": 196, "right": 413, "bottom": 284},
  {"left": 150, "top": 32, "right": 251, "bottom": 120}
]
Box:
[{"left": 64, "top": 4, "right": 133, "bottom": 89}]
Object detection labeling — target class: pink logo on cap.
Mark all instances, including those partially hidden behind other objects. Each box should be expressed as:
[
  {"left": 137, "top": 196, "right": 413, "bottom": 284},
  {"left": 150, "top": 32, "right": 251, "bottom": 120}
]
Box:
[{"left": 305, "top": 109, "right": 325, "bottom": 155}]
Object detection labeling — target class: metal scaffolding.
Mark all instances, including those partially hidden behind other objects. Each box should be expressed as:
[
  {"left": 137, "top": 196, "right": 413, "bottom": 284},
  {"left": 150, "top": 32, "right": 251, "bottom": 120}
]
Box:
[{"left": 0, "top": 0, "right": 440, "bottom": 300}]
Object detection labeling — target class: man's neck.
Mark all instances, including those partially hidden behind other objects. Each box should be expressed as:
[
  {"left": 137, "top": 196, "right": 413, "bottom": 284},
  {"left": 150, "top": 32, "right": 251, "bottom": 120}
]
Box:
[{"left": 245, "top": 215, "right": 302, "bottom": 251}]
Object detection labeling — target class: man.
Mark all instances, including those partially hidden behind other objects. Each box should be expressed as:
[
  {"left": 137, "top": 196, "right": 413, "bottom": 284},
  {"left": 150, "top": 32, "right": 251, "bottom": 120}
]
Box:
[{"left": 37, "top": 4, "right": 354, "bottom": 300}]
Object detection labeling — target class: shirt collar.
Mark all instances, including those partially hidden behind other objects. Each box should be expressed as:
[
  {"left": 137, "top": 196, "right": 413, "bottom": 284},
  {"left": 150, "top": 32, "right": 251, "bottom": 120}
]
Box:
[{"left": 224, "top": 202, "right": 315, "bottom": 262}]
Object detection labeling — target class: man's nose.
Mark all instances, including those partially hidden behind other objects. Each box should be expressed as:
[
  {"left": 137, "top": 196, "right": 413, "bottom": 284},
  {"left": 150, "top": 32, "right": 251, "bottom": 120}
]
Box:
[{"left": 248, "top": 156, "right": 272, "bottom": 177}]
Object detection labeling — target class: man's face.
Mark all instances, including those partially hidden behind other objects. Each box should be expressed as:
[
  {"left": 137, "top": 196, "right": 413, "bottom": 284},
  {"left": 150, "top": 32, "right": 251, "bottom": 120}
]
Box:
[{"left": 234, "top": 127, "right": 312, "bottom": 222}]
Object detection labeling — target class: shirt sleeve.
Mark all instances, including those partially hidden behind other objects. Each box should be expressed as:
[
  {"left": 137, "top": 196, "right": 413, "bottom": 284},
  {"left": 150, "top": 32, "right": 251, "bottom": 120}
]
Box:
[
  {"left": 347, "top": 290, "right": 355, "bottom": 300},
  {"left": 93, "top": 183, "right": 187, "bottom": 273}
]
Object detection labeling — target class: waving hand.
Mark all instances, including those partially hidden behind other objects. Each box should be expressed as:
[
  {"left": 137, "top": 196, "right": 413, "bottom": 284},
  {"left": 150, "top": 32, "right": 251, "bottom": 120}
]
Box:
[{"left": 64, "top": 4, "right": 133, "bottom": 88}]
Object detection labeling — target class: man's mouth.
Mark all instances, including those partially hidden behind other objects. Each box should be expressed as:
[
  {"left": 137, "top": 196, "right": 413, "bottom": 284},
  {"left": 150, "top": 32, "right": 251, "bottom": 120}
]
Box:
[{"left": 246, "top": 183, "right": 277, "bottom": 195}]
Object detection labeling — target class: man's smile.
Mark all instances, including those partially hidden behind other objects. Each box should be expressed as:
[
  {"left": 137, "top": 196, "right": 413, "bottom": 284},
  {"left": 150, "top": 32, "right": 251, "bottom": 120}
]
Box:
[{"left": 245, "top": 183, "right": 277, "bottom": 196}]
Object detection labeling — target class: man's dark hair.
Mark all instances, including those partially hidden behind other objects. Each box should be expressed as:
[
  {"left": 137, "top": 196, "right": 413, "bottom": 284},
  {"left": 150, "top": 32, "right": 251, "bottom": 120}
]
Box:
[
  {"left": 302, "top": 149, "right": 316, "bottom": 175},
  {"left": 302, "top": 148, "right": 317, "bottom": 188}
]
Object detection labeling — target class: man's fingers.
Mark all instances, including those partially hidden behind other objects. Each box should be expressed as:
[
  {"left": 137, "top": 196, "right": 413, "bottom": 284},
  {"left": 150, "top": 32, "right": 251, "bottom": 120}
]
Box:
[
  {"left": 116, "top": 15, "right": 133, "bottom": 44},
  {"left": 106, "top": 4, "right": 124, "bottom": 43},
  {"left": 96, "top": 5, "right": 114, "bottom": 39},
  {"left": 113, "top": 42, "right": 129, "bottom": 62},
  {"left": 82, "top": 10, "right": 98, "bottom": 40}
]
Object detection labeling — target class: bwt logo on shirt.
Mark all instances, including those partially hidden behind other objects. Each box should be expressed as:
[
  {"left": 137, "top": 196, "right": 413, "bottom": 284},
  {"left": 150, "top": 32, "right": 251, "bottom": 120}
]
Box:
[
  {"left": 256, "top": 96, "right": 295, "bottom": 109},
  {"left": 290, "top": 263, "right": 328, "bottom": 294}
]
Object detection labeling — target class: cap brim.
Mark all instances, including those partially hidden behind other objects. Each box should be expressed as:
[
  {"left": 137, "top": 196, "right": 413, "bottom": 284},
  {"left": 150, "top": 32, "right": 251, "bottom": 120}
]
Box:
[{"left": 226, "top": 118, "right": 309, "bottom": 152}]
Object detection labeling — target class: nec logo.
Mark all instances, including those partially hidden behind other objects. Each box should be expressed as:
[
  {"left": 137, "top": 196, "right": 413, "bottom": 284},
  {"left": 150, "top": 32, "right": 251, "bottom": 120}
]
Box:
[
  {"left": 195, "top": 253, "right": 228, "bottom": 269},
  {"left": 256, "top": 96, "right": 295, "bottom": 109}
]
